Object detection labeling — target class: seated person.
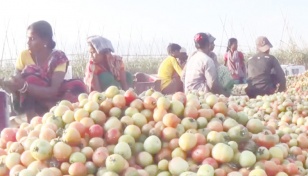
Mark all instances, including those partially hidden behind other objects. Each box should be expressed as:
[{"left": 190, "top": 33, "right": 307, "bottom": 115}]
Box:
[
  {"left": 0, "top": 20, "right": 87, "bottom": 121},
  {"left": 207, "top": 33, "right": 234, "bottom": 95},
  {"left": 245, "top": 36, "right": 286, "bottom": 98},
  {"left": 157, "top": 43, "right": 184, "bottom": 94},
  {"left": 84, "top": 35, "right": 133, "bottom": 92},
  {"left": 177, "top": 47, "right": 188, "bottom": 69},
  {"left": 183, "top": 33, "right": 228, "bottom": 96},
  {"left": 224, "top": 38, "right": 246, "bottom": 84}
]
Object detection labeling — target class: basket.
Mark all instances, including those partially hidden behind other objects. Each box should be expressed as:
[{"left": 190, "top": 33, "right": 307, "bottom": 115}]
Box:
[{"left": 133, "top": 73, "right": 161, "bottom": 94}]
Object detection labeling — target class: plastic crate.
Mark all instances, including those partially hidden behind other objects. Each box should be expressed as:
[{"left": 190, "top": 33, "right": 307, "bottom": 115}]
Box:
[{"left": 133, "top": 73, "right": 161, "bottom": 94}]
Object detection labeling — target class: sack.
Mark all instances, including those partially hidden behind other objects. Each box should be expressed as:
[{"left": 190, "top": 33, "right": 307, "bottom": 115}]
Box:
[{"left": 217, "top": 65, "right": 235, "bottom": 93}]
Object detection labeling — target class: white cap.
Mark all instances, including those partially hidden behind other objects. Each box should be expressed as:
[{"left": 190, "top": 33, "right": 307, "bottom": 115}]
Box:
[{"left": 180, "top": 47, "right": 187, "bottom": 53}]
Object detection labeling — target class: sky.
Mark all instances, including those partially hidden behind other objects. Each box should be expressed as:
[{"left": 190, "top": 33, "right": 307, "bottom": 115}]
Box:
[{"left": 0, "top": 0, "right": 308, "bottom": 60}]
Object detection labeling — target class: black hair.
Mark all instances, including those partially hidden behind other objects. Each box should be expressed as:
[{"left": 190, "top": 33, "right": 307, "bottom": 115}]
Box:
[
  {"left": 167, "top": 43, "right": 181, "bottom": 55},
  {"left": 226, "top": 38, "right": 237, "bottom": 52},
  {"left": 27, "top": 20, "right": 56, "bottom": 49},
  {"left": 194, "top": 33, "right": 209, "bottom": 49}
]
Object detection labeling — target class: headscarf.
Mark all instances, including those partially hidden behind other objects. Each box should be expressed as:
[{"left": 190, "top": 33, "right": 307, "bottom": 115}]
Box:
[{"left": 85, "top": 35, "right": 124, "bottom": 91}]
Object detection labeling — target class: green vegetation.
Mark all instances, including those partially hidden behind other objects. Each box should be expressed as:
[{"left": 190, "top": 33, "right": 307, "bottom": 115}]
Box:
[{"left": 0, "top": 41, "right": 307, "bottom": 80}]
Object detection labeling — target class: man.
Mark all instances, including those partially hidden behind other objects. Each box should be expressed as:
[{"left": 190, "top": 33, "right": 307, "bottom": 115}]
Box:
[
  {"left": 177, "top": 47, "right": 188, "bottom": 69},
  {"left": 183, "top": 33, "right": 227, "bottom": 96},
  {"left": 157, "top": 43, "right": 184, "bottom": 94},
  {"left": 245, "top": 36, "right": 286, "bottom": 98}
]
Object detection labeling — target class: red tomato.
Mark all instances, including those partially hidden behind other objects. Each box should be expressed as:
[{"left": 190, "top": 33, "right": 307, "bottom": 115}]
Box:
[
  {"left": 124, "top": 89, "right": 138, "bottom": 105},
  {"left": 105, "top": 128, "right": 121, "bottom": 145},
  {"left": 1, "top": 128, "right": 16, "bottom": 143},
  {"left": 89, "top": 125, "right": 104, "bottom": 138},
  {"left": 191, "top": 145, "right": 210, "bottom": 163},
  {"left": 255, "top": 130, "right": 279, "bottom": 149}
]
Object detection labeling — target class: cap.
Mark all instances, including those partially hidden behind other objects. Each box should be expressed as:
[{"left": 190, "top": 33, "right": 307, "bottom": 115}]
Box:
[
  {"left": 180, "top": 47, "right": 187, "bottom": 53},
  {"left": 256, "top": 36, "right": 273, "bottom": 52}
]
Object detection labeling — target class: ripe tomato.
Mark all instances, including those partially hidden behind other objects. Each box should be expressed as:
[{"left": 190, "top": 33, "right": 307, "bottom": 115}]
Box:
[
  {"left": 89, "top": 125, "right": 104, "bottom": 138},
  {"left": 124, "top": 89, "right": 138, "bottom": 105}
]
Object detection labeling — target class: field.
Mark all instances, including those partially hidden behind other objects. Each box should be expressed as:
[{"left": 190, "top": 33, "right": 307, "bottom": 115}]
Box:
[{"left": 1, "top": 42, "right": 308, "bottom": 80}]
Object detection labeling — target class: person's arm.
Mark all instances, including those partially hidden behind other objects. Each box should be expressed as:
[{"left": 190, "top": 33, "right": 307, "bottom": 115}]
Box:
[
  {"left": 239, "top": 52, "right": 246, "bottom": 78},
  {"left": 119, "top": 69, "right": 128, "bottom": 91},
  {"left": 117, "top": 59, "right": 128, "bottom": 90},
  {"left": 224, "top": 53, "right": 228, "bottom": 66},
  {"left": 92, "top": 74, "right": 102, "bottom": 92},
  {"left": 204, "top": 60, "right": 228, "bottom": 96},
  {"left": 171, "top": 57, "right": 183, "bottom": 77},
  {"left": 271, "top": 57, "right": 286, "bottom": 91},
  {"left": 7, "top": 70, "right": 66, "bottom": 100}
]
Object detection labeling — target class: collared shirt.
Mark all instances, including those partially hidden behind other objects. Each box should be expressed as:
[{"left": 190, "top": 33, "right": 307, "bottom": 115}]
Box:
[{"left": 183, "top": 51, "right": 217, "bottom": 93}]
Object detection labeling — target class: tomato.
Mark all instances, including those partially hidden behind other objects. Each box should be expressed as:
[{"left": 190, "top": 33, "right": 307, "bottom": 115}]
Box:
[
  {"left": 143, "top": 135, "right": 162, "bottom": 155},
  {"left": 246, "top": 118, "right": 265, "bottom": 134},
  {"left": 39, "top": 128, "right": 56, "bottom": 142},
  {"left": 53, "top": 142, "right": 72, "bottom": 162},
  {"left": 69, "top": 152, "right": 87, "bottom": 164},
  {"left": 88, "top": 137, "right": 105, "bottom": 150},
  {"left": 156, "top": 97, "right": 171, "bottom": 110},
  {"left": 130, "top": 99, "right": 144, "bottom": 111},
  {"left": 68, "top": 162, "right": 87, "bottom": 176},
  {"left": 105, "top": 128, "right": 121, "bottom": 145},
  {"left": 168, "top": 157, "right": 189, "bottom": 175},
  {"left": 1, "top": 128, "right": 16, "bottom": 143},
  {"left": 205, "top": 94, "right": 218, "bottom": 107},
  {"left": 228, "top": 125, "right": 250, "bottom": 143},
  {"left": 153, "top": 108, "right": 167, "bottom": 122},
  {"left": 212, "top": 102, "right": 228, "bottom": 115},
  {"left": 62, "top": 127, "right": 81, "bottom": 146},
  {"left": 106, "top": 154, "right": 126, "bottom": 173},
  {"left": 264, "top": 161, "right": 281, "bottom": 176},
  {"left": 202, "top": 157, "right": 219, "bottom": 169},
  {"left": 30, "top": 139, "right": 52, "bottom": 161},
  {"left": 162, "top": 113, "right": 180, "bottom": 128},
  {"left": 172, "top": 92, "right": 187, "bottom": 105},
  {"left": 179, "top": 133, "right": 197, "bottom": 151},
  {"left": 105, "top": 86, "right": 120, "bottom": 98},
  {"left": 183, "top": 106, "right": 199, "bottom": 119},
  {"left": 90, "top": 147, "right": 108, "bottom": 167},
  {"left": 239, "top": 150, "right": 256, "bottom": 168},
  {"left": 88, "top": 124, "right": 104, "bottom": 138},
  {"left": 124, "top": 88, "right": 138, "bottom": 105},
  {"left": 211, "top": 143, "right": 234, "bottom": 163},
  {"left": 112, "top": 94, "right": 126, "bottom": 109},
  {"left": 143, "top": 96, "right": 157, "bottom": 110},
  {"left": 191, "top": 145, "right": 210, "bottom": 163},
  {"left": 255, "top": 130, "right": 279, "bottom": 148}
]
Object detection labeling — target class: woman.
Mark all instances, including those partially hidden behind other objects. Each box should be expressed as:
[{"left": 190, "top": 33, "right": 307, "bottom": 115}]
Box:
[
  {"left": 84, "top": 35, "right": 133, "bottom": 92},
  {"left": 0, "top": 20, "right": 87, "bottom": 121},
  {"left": 224, "top": 38, "right": 246, "bottom": 84},
  {"left": 157, "top": 43, "right": 184, "bottom": 94},
  {"left": 245, "top": 36, "right": 286, "bottom": 98},
  {"left": 183, "top": 33, "right": 227, "bottom": 96}
]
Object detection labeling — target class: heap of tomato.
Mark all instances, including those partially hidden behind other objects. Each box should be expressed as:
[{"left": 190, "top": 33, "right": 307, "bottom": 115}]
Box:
[{"left": 0, "top": 81, "right": 307, "bottom": 176}]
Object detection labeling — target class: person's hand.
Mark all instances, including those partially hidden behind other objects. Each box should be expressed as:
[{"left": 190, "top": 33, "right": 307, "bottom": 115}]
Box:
[{"left": 7, "top": 76, "right": 26, "bottom": 92}]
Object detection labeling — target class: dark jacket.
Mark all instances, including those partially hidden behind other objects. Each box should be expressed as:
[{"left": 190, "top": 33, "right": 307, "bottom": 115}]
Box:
[{"left": 245, "top": 52, "right": 286, "bottom": 98}]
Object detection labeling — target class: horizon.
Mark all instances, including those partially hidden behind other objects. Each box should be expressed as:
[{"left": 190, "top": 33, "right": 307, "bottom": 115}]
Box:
[{"left": 1, "top": 0, "right": 308, "bottom": 61}]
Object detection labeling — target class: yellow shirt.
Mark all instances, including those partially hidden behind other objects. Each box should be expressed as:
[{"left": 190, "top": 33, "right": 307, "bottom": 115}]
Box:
[
  {"left": 157, "top": 56, "right": 183, "bottom": 90},
  {"left": 15, "top": 50, "right": 67, "bottom": 72}
]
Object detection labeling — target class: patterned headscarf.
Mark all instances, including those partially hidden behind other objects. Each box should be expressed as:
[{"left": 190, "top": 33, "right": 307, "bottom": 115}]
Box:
[
  {"left": 87, "top": 35, "right": 114, "bottom": 53},
  {"left": 84, "top": 35, "right": 124, "bottom": 91}
]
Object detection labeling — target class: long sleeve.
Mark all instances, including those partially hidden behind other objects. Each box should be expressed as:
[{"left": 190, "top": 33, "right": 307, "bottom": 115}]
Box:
[{"left": 271, "top": 57, "right": 286, "bottom": 91}]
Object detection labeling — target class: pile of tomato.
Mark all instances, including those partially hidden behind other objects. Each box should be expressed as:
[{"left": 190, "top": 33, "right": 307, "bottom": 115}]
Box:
[{"left": 0, "top": 84, "right": 308, "bottom": 175}]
